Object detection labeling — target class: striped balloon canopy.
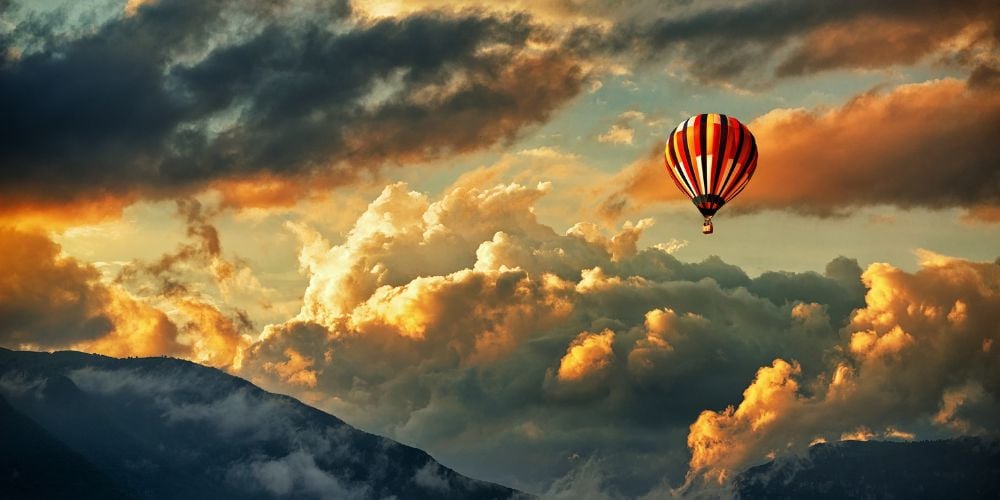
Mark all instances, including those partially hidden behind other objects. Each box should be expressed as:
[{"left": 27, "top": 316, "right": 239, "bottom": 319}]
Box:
[{"left": 664, "top": 113, "right": 758, "bottom": 233}]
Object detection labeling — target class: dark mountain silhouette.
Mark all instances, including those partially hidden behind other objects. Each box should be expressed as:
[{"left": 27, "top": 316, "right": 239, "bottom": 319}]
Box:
[
  {"left": 0, "top": 348, "right": 522, "bottom": 500},
  {"left": 0, "top": 393, "right": 132, "bottom": 499},
  {"left": 735, "top": 438, "right": 1000, "bottom": 500}
]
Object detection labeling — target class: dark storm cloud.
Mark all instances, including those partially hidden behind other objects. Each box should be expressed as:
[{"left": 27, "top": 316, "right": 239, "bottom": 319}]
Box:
[
  {"left": 2, "top": 0, "right": 996, "bottom": 213},
  {"left": 747, "top": 256, "right": 866, "bottom": 326},
  {"left": 610, "top": 0, "right": 1000, "bottom": 83},
  {"left": 0, "top": 0, "right": 583, "bottom": 209}
]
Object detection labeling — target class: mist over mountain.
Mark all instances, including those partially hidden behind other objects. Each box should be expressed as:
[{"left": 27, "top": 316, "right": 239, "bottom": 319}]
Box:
[
  {"left": 735, "top": 438, "right": 1000, "bottom": 500},
  {"left": 5, "top": 347, "right": 999, "bottom": 500},
  {"left": 0, "top": 348, "right": 521, "bottom": 500}
]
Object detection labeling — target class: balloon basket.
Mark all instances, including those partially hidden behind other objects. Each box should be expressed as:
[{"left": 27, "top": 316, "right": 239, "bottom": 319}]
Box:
[{"left": 702, "top": 218, "right": 714, "bottom": 235}]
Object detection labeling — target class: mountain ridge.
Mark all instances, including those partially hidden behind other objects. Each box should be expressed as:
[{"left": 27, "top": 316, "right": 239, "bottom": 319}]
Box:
[
  {"left": 0, "top": 347, "right": 523, "bottom": 500},
  {"left": 735, "top": 437, "right": 1000, "bottom": 499}
]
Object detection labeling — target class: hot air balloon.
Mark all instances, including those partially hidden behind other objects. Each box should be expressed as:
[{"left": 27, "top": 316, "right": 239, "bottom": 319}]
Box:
[{"left": 664, "top": 113, "right": 758, "bottom": 234}]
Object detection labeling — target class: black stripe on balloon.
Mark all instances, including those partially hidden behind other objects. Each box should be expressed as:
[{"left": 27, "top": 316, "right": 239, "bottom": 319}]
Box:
[
  {"left": 668, "top": 131, "right": 697, "bottom": 198},
  {"left": 731, "top": 135, "right": 759, "bottom": 198},
  {"left": 725, "top": 131, "right": 756, "bottom": 202},
  {"left": 699, "top": 114, "right": 708, "bottom": 196},
  {"left": 728, "top": 155, "right": 756, "bottom": 200},
  {"left": 719, "top": 121, "right": 744, "bottom": 197},
  {"left": 714, "top": 115, "right": 728, "bottom": 195},
  {"left": 679, "top": 119, "right": 700, "bottom": 196}
]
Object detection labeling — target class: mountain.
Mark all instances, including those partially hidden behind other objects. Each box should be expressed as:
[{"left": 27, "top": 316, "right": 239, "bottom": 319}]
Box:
[
  {"left": 0, "top": 348, "right": 522, "bottom": 500},
  {"left": 735, "top": 438, "right": 1000, "bottom": 499},
  {"left": 0, "top": 393, "right": 132, "bottom": 499}
]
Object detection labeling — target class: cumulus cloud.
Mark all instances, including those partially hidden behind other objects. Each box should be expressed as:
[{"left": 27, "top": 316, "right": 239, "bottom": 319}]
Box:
[
  {"left": 239, "top": 181, "right": 873, "bottom": 495},
  {"left": 9, "top": 174, "right": 996, "bottom": 496},
  {"left": 602, "top": 78, "right": 1000, "bottom": 218},
  {"left": 556, "top": 329, "right": 615, "bottom": 382},
  {"left": 684, "top": 253, "right": 1000, "bottom": 487}
]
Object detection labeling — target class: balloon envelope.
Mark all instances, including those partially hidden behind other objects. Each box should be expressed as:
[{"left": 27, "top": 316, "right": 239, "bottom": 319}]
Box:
[{"left": 664, "top": 113, "right": 758, "bottom": 217}]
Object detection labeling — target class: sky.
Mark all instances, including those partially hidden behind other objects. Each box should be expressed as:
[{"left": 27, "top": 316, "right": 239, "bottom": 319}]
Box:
[{"left": 1, "top": 0, "right": 999, "bottom": 497}]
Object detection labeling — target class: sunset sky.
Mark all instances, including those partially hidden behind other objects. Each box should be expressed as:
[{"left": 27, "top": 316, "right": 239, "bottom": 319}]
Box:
[{"left": 2, "top": 0, "right": 999, "bottom": 496}]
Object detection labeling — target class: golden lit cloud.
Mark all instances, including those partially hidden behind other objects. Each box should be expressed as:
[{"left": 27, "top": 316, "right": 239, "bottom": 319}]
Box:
[
  {"left": 0, "top": 227, "right": 190, "bottom": 358},
  {"left": 839, "top": 426, "right": 875, "bottom": 442},
  {"left": 684, "top": 254, "right": 1000, "bottom": 487},
  {"left": 175, "top": 299, "right": 250, "bottom": 370},
  {"left": 601, "top": 78, "right": 1000, "bottom": 219},
  {"left": 124, "top": 0, "right": 156, "bottom": 16},
  {"left": 263, "top": 348, "right": 319, "bottom": 388},
  {"left": 3, "top": 2, "right": 999, "bottom": 495},
  {"left": 72, "top": 287, "right": 188, "bottom": 359},
  {"left": 0, "top": 194, "right": 136, "bottom": 231},
  {"left": 0, "top": 226, "right": 253, "bottom": 368},
  {"left": 687, "top": 359, "right": 802, "bottom": 484},
  {"left": 557, "top": 329, "right": 615, "bottom": 382}
]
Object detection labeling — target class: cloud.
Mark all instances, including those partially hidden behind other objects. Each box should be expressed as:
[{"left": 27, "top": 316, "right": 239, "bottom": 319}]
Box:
[
  {"left": 238, "top": 180, "right": 872, "bottom": 495},
  {"left": 596, "top": 110, "right": 660, "bottom": 146},
  {"left": 174, "top": 299, "right": 251, "bottom": 370},
  {"left": 601, "top": 78, "right": 1000, "bottom": 218},
  {"left": 228, "top": 450, "right": 371, "bottom": 500},
  {"left": 0, "top": 0, "right": 591, "bottom": 215},
  {"left": 0, "top": 193, "right": 137, "bottom": 229},
  {"left": 71, "top": 287, "right": 185, "bottom": 359},
  {"left": 556, "top": 329, "right": 615, "bottom": 382},
  {"left": 684, "top": 253, "right": 1000, "bottom": 487},
  {"left": 0, "top": 227, "right": 114, "bottom": 347},
  {"left": 540, "top": 457, "right": 619, "bottom": 500},
  {"left": 619, "top": 0, "right": 1000, "bottom": 85},
  {"left": 116, "top": 198, "right": 231, "bottom": 297},
  {"left": 356, "top": 0, "right": 1000, "bottom": 88},
  {"left": 0, "top": 226, "right": 252, "bottom": 364},
  {"left": 3, "top": 0, "right": 996, "bottom": 221},
  {"left": 597, "top": 124, "right": 635, "bottom": 145},
  {"left": 686, "top": 359, "right": 804, "bottom": 484},
  {"left": 0, "top": 226, "right": 186, "bottom": 357},
  {"left": 59, "top": 364, "right": 502, "bottom": 500},
  {"left": 413, "top": 462, "right": 453, "bottom": 492},
  {"left": 110, "top": 197, "right": 268, "bottom": 368},
  {"left": 11, "top": 176, "right": 995, "bottom": 496},
  {"left": 774, "top": 14, "right": 997, "bottom": 77},
  {"left": 262, "top": 348, "right": 319, "bottom": 388}
]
